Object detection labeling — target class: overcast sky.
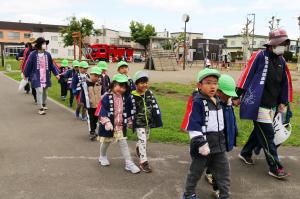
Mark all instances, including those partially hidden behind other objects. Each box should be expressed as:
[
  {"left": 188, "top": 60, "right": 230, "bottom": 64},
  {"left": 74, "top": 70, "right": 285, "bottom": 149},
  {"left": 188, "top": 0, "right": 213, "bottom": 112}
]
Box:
[{"left": 0, "top": 0, "right": 300, "bottom": 39}]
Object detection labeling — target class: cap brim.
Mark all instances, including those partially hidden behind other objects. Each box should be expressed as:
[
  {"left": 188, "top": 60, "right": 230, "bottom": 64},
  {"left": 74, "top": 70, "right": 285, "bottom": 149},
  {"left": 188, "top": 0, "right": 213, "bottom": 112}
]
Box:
[
  {"left": 223, "top": 90, "right": 238, "bottom": 97},
  {"left": 198, "top": 73, "right": 220, "bottom": 82},
  {"left": 264, "top": 37, "right": 290, "bottom": 46}
]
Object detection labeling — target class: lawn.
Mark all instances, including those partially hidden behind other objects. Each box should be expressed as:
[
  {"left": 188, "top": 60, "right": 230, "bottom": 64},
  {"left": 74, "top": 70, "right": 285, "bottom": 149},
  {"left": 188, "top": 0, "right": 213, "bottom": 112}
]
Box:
[{"left": 4, "top": 71, "right": 300, "bottom": 146}]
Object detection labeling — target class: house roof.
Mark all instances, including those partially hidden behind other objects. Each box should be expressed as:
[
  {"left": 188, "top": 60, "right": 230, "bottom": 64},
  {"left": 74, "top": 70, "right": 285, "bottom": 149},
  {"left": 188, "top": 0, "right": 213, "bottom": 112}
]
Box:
[
  {"left": 0, "top": 21, "right": 66, "bottom": 32},
  {"left": 223, "top": 34, "right": 268, "bottom": 39}
]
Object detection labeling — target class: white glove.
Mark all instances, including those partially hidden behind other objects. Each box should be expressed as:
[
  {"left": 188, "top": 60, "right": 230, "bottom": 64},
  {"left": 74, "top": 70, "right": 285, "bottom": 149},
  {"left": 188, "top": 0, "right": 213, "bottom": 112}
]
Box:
[
  {"left": 105, "top": 122, "right": 113, "bottom": 131},
  {"left": 198, "top": 143, "right": 210, "bottom": 156}
]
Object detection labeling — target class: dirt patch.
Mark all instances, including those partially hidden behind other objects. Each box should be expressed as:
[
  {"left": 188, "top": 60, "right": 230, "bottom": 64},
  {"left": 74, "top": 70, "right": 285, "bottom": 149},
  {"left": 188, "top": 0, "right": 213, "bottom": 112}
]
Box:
[{"left": 151, "top": 87, "right": 190, "bottom": 101}]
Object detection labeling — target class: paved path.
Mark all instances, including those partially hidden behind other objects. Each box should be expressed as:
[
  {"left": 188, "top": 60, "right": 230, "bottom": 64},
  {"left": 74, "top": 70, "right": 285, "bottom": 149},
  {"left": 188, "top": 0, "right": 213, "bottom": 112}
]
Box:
[{"left": 0, "top": 72, "right": 300, "bottom": 199}]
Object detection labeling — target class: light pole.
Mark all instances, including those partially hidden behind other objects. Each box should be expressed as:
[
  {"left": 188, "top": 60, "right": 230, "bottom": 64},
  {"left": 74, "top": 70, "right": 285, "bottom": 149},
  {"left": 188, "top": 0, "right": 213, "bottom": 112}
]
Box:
[
  {"left": 248, "top": 13, "right": 255, "bottom": 54},
  {"left": 297, "top": 16, "right": 300, "bottom": 72},
  {"left": 182, "top": 14, "right": 190, "bottom": 70}
]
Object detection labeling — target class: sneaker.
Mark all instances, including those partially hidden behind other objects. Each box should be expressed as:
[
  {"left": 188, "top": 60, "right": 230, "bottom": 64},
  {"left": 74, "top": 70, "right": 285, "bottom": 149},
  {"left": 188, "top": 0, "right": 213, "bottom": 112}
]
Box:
[
  {"left": 205, "top": 173, "right": 213, "bottom": 185},
  {"left": 61, "top": 96, "right": 66, "bottom": 101},
  {"left": 140, "top": 161, "right": 152, "bottom": 173},
  {"left": 238, "top": 154, "right": 254, "bottom": 165},
  {"left": 182, "top": 193, "right": 199, "bottom": 199},
  {"left": 268, "top": 168, "right": 290, "bottom": 179},
  {"left": 38, "top": 108, "right": 46, "bottom": 115},
  {"left": 125, "top": 160, "right": 140, "bottom": 174},
  {"left": 81, "top": 116, "right": 87, "bottom": 121},
  {"left": 89, "top": 132, "right": 97, "bottom": 141},
  {"left": 99, "top": 156, "right": 110, "bottom": 166},
  {"left": 42, "top": 104, "right": 48, "bottom": 110},
  {"left": 213, "top": 190, "right": 220, "bottom": 199},
  {"left": 254, "top": 147, "right": 261, "bottom": 155}
]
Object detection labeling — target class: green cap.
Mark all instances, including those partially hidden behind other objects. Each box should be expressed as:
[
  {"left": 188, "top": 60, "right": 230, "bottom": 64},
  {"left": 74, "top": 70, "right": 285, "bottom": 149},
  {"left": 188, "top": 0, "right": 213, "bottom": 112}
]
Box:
[
  {"left": 61, "top": 59, "right": 68, "bottom": 67},
  {"left": 97, "top": 61, "right": 108, "bottom": 70},
  {"left": 133, "top": 71, "right": 149, "bottom": 83},
  {"left": 79, "top": 61, "right": 89, "bottom": 69},
  {"left": 72, "top": 60, "right": 80, "bottom": 67},
  {"left": 218, "top": 74, "right": 238, "bottom": 97},
  {"left": 197, "top": 68, "right": 220, "bottom": 82},
  {"left": 90, "top": 67, "right": 102, "bottom": 75},
  {"left": 117, "top": 61, "right": 128, "bottom": 69},
  {"left": 112, "top": 74, "right": 128, "bottom": 83}
]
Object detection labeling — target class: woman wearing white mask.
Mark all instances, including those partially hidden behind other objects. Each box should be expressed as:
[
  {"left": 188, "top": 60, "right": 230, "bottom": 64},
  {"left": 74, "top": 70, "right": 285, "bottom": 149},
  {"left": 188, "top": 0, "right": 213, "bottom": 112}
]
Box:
[
  {"left": 233, "top": 28, "right": 293, "bottom": 179},
  {"left": 24, "top": 37, "right": 60, "bottom": 115}
]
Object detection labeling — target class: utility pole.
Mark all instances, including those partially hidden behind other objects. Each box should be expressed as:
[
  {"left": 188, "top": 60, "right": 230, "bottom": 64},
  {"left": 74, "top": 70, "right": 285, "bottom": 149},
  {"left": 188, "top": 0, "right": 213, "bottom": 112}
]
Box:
[
  {"left": 241, "top": 17, "right": 251, "bottom": 61},
  {"left": 182, "top": 14, "right": 190, "bottom": 70},
  {"left": 269, "top": 16, "right": 281, "bottom": 31},
  {"left": 248, "top": 13, "right": 255, "bottom": 54}
]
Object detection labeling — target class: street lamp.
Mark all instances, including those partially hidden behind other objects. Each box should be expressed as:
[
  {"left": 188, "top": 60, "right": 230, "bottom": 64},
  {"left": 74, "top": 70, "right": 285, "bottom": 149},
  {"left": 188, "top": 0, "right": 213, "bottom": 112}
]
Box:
[{"left": 182, "top": 14, "right": 190, "bottom": 70}]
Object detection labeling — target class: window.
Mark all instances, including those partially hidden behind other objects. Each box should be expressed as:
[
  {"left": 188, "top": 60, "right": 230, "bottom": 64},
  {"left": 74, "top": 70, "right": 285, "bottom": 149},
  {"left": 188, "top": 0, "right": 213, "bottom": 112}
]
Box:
[
  {"left": 8, "top": 32, "right": 20, "bottom": 39},
  {"left": 51, "top": 49, "right": 58, "bottom": 54},
  {"left": 24, "top": 33, "right": 31, "bottom": 38},
  {"left": 230, "top": 40, "right": 235, "bottom": 46},
  {"left": 289, "top": 45, "right": 296, "bottom": 51},
  {"left": 211, "top": 53, "right": 217, "bottom": 61},
  {"left": 0, "top": 31, "right": 3, "bottom": 38},
  {"left": 51, "top": 36, "right": 58, "bottom": 41},
  {"left": 68, "top": 49, "right": 74, "bottom": 56},
  {"left": 100, "top": 48, "right": 106, "bottom": 53}
]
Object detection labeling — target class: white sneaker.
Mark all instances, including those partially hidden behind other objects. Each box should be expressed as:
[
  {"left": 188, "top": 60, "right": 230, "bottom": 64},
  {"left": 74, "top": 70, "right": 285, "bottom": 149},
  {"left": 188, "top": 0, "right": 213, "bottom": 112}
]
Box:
[
  {"left": 43, "top": 106, "right": 48, "bottom": 110},
  {"left": 125, "top": 160, "right": 140, "bottom": 174},
  {"left": 99, "top": 156, "right": 110, "bottom": 166},
  {"left": 38, "top": 108, "right": 46, "bottom": 115}
]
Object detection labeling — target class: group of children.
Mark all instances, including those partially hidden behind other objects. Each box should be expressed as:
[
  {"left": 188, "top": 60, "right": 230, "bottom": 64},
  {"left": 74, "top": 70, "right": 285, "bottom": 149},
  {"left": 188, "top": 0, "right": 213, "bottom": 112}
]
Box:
[{"left": 57, "top": 60, "right": 163, "bottom": 173}]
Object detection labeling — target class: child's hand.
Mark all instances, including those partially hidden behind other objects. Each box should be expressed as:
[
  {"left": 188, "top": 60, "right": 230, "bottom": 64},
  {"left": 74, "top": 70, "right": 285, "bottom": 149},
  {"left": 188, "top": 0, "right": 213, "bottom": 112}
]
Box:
[
  {"left": 105, "top": 122, "right": 113, "bottom": 131},
  {"left": 198, "top": 143, "right": 210, "bottom": 156}
]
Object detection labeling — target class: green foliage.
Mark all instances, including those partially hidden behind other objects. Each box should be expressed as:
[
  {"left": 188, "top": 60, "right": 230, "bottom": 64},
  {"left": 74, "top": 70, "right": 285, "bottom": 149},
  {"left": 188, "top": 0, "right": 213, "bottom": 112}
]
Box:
[
  {"left": 129, "top": 21, "right": 156, "bottom": 51},
  {"left": 60, "top": 16, "right": 101, "bottom": 47},
  {"left": 283, "top": 51, "right": 293, "bottom": 62}
]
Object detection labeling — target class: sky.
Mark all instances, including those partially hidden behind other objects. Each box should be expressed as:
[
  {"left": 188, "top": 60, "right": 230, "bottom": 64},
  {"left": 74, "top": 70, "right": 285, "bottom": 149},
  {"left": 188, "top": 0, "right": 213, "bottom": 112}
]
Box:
[{"left": 0, "top": 0, "right": 300, "bottom": 39}]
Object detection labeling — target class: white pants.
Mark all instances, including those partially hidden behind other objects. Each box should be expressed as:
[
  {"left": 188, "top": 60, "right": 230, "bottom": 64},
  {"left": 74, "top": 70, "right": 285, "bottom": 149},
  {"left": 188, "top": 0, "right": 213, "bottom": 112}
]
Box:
[
  {"left": 36, "top": 87, "right": 48, "bottom": 108},
  {"left": 136, "top": 128, "right": 150, "bottom": 163}
]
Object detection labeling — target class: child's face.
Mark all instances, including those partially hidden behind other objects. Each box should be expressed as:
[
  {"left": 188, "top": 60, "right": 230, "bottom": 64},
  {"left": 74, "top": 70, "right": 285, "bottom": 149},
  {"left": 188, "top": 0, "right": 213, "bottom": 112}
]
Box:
[
  {"left": 74, "top": 66, "right": 79, "bottom": 71},
  {"left": 136, "top": 81, "right": 149, "bottom": 94},
  {"left": 90, "top": 74, "right": 100, "bottom": 82},
  {"left": 113, "top": 83, "right": 127, "bottom": 95},
  {"left": 197, "top": 76, "right": 218, "bottom": 98},
  {"left": 217, "top": 90, "right": 230, "bottom": 103},
  {"left": 118, "top": 66, "right": 128, "bottom": 75},
  {"left": 79, "top": 67, "right": 85, "bottom": 74},
  {"left": 102, "top": 69, "right": 107, "bottom": 74}
]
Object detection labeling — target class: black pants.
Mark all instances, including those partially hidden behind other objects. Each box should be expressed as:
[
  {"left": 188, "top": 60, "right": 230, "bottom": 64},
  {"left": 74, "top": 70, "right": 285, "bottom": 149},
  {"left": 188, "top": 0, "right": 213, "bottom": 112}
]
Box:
[
  {"left": 60, "top": 81, "right": 68, "bottom": 97},
  {"left": 185, "top": 152, "right": 230, "bottom": 199},
  {"left": 69, "top": 89, "right": 74, "bottom": 106},
  {"left": 24, "top": 83, "right": 30, "bottom": 92},
  {"left": 241, "top": 121, "right": 283, "bottom": 171},
  {"left": 88, "top": 108, "right": 98, "bottom": 133},
  {"left": 30, "top": 82, "right": 37, "bottom": 102}
]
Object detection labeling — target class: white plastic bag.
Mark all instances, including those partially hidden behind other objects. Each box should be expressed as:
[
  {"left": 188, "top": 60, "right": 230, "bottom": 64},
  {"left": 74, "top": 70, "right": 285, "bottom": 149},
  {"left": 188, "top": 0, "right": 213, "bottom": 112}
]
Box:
[{"left": 18, "top": 78, "right": 28, "bottom": 92}]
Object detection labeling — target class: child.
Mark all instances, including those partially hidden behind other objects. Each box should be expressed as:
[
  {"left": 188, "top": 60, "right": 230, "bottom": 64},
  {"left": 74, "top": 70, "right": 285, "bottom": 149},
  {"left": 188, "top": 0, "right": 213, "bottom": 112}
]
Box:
[
  {"left": 97, "top": 61, "right": 110, "bottom": 95},
  {"left": 97, "top": 74, "right": 140, "bottom": 174},
  {"left": 61, "top": 60, "right": 80, "bottom": 107},
  {"left": 58, "top": 59, "right": 69, "bottom": 101},
  {"left": 130, "top": 71, "right": 163, "bottom": 173},
  {"left": 71, "top": 61, "right": 90, "bottom": 120},
  {"left": 181, "top": 68, "right": 230, "bottom": 199},
  {"left": 24, "top": 37, "right": 60, "bottom": 115},
  {"left": 87, "top": 67, "right": 102, "bottom": 141},
  {"left": 205, "top": 74, "right": 238, "bottom": 198},
  {"left": 116, "top": 61, "right": 136, "bottom": 92}
]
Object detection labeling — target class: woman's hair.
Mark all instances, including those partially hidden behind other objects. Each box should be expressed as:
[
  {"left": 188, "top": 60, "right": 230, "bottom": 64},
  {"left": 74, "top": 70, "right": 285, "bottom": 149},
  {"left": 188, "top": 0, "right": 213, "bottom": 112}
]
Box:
[
  {"left": 35, "top": 42, "right": 43, "bottom": 50},
  {"left": 109, "top": 81, "right": 129, "bottom": 91}
]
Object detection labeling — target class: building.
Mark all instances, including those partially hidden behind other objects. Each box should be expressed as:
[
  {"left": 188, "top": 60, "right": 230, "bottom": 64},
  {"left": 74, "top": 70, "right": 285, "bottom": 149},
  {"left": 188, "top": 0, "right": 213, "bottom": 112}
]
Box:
[
  {"left": 0, "top": 21, "right": 75, "bottom": 59},
  {"left": 170, "top": 32, "right": 203, "bottom": 47},
  {"left": 192, "top": 39, "right": 225, "bottom": 61}
]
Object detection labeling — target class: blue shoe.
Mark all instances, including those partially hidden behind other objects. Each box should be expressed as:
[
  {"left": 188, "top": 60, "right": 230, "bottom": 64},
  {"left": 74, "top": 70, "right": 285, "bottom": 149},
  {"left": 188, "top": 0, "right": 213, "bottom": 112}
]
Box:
[
  {"left": 182, "top": 193, "right": 199, "bottom": 199},
  {"left": 81, "top": 116, "right": 87, "bottom": 121}
]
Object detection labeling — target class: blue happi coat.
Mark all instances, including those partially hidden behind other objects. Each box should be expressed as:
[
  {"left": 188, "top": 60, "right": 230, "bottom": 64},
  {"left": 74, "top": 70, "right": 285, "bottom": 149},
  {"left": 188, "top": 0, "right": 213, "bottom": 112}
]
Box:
[
  {"left": 237, "top": 50, "right": 293, "bottom": 120},
  {"left": 24, "top": 50, "right": 59, "bottom": 88}
]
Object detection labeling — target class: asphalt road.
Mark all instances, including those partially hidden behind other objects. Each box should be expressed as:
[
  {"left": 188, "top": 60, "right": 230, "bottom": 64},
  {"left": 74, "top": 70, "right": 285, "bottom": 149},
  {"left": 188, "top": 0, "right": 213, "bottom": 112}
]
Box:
[{"left": 0, "top": 72, "right": 299, "bottom": 199}]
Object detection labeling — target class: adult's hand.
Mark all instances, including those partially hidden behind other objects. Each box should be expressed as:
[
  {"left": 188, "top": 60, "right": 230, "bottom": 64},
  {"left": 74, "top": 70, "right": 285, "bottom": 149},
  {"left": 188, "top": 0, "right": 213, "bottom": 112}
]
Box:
[{"left": 56, "top": 75, "right": 60, "bottom": 80}]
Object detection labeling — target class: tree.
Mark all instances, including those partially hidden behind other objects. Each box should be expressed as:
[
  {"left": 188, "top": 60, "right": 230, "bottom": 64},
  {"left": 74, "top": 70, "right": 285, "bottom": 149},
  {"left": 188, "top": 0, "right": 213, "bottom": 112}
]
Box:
[
  {"left": 129, "top": 21, "right": 156, "bottom": 55},
  {"left": 60, "top": 16, "right": 101, "bottom": 47},
  {"left": 283, "top": 51, "right": 293, "bottom": 62}
]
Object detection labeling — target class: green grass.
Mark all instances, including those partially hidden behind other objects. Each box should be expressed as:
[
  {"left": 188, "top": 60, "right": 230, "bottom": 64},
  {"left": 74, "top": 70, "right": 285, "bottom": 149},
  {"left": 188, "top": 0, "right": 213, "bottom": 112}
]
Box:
[{"left": 3, "top": 72, "right": 300, "bottom": 146}]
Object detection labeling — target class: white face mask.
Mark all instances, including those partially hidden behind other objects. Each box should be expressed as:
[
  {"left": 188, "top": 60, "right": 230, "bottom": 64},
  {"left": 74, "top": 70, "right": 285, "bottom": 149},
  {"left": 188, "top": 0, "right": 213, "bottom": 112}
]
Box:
[
  {"left": 273, "top": 46, "right": 285, "bottom": 55},
  {"left": 42, "top": 44, "right": 47, "bottom": 50}
]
